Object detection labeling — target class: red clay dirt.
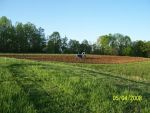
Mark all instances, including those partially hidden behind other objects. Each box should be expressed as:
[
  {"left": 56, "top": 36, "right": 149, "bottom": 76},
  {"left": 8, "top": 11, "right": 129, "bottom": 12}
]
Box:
[{"left": 0, "top": 54, "right": 149, "bottom": 64}]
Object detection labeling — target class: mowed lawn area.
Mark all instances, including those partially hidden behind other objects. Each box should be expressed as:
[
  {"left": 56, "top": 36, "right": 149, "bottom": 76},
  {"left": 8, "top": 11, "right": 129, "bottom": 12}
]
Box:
[{"left": 0, "top": 57, "right": 150, "bottom": 113}]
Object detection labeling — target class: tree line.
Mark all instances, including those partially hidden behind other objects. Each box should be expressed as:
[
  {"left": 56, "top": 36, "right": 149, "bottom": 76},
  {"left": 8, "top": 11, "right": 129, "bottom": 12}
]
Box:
[
  {"left": 0, "top": 16, "right": 150, "bottom": 57},
  {"left": 97, "top": 34, "right": 150, "bottom": 57}
]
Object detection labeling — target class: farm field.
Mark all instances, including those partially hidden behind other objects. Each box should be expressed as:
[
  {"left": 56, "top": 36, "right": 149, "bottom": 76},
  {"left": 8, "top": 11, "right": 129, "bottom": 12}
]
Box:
[
  {"left": 0, "top": 55, "right": 150, "bottom": 113},
  {"left": 0, "top": 54, "right": 149, "bottom": 64}
]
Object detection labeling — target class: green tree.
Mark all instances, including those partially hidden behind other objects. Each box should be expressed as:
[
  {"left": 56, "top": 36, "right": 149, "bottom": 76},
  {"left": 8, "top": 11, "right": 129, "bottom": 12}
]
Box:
[
  {"left": 131, "top": 40, "right": 146, "bottom": 57},
  {"left": 91, "top": 43, "right": 101, "bottom": 54},
  {"left": 0, "top": 16, "right": 12, "bottom": 52},
  {"left": 112, "top": 33, "right": 131, "bottom": 55},
  {"left": 15, "top": 22, "right": 27, "bottom": 52},
  {"left": 47, "top": 32, "right": 61, "bottom": 53},
  {"left": 97, "top": 34, "right": 114, "bottom": 54},
  {"left": 97, "top": 33, "right": 132, "bottom": 55},
  {"left": 22, "top": 23, "right": 46, "bottom": 53},
  {"left": 68, "top": 39, "right": 80, "bottom": 53},
  {"left": 61, "top": 36, "right": 68, "bottom": 53},
  {"left": 38, "top": 27, "right": 46, "bottom": 53},
  {"left": 140, "top": 41, "right": 150, "bottom": 57},
  {"left": 80, "top": 39, "right": 92, "bottom": 54},
  {"left": 0, "top": 16, "right": 12, "bottom": 27}
]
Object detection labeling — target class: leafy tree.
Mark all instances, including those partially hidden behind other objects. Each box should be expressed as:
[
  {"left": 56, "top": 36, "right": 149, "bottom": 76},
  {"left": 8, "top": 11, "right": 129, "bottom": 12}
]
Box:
[
  {"left": 0, "top": 16, "right": 12, "bottom": 27},
  {"left": 23, "top": 23, "right": 46, "bottom": 53},
  {"left": 97, "top": 34, "right": 114, "bottom": 55},
  {"left": 15, "top": 22, "right": 27, "bottom": 52},
  {"left": 61, "top": 36, "right": 68, "bottom": 53},
  {"left": 0, "top": 16, "right": 12, "bottom": 52},
  {"left": 47, "top": 32, "right": 61, "bottom": 53},
  {"left": 91, "top": 43, "right": 101, "bottom": 54},
  {"left": 80, "top": 39, "right": 92, "bottom": 53},
  {"left": 97, "top": 33, "right": 132, "bottom": 55},
  {"left": 131, "top": 40, "right": 146, "bottom": 57},
  {"left": 139, "top": 41, "right": 150, "bottom": 57},
  {"left": 0, "top": 16, "right": 46, "bottom": 53},
  {"left": 112, "top": 33, "right": 131, "bottom": 55},
  {"left": 68, "top": 39, "right": 80, "bottom": 53},
  {"left": 38, "top": 27, "right": 46, "bottom": 53}
]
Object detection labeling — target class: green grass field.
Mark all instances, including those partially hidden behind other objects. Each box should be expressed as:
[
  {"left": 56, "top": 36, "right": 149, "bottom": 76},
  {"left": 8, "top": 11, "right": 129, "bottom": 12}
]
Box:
[{"left": 0, "top": 57, "right": 150, "bottom": 113}]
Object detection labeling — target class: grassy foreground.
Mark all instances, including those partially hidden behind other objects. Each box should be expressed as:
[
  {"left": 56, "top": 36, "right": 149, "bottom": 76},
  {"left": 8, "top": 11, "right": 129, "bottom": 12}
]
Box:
[{"left": 0, "top": 57, "right": 150, "bottom": 113}]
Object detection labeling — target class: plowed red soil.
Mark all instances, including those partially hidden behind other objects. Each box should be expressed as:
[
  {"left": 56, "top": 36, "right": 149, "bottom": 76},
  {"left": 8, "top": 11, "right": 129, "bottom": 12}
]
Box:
[{"left": 0, "top": 54, "right": 149, "bottom": 64}]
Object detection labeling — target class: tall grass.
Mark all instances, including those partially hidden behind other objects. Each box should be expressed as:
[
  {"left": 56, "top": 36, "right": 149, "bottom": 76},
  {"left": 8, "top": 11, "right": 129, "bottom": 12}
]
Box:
[{"left": 0, "top": 58, "right": 150, "bottom": 113}]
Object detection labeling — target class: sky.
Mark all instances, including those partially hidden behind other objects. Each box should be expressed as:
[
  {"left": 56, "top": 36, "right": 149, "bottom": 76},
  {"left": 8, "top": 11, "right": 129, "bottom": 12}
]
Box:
[{"left": 0, "top": 0, "right": 150, "bottom": 43}]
